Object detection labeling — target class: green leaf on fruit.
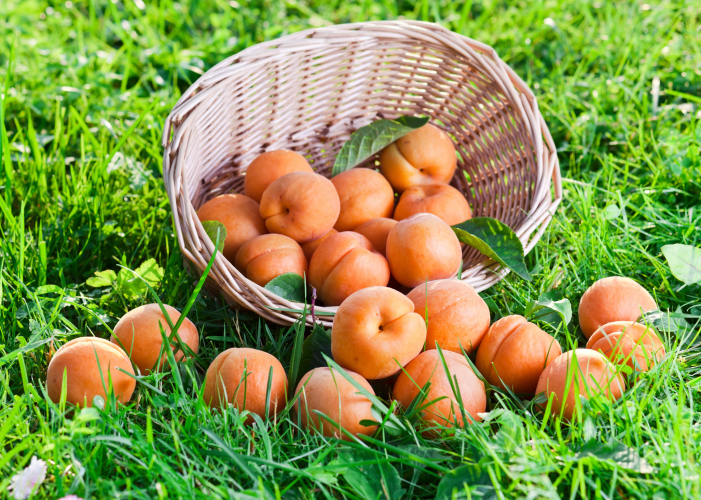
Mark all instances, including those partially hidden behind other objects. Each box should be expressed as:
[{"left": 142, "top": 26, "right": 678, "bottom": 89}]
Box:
[
  {"left": 297, "top": 322, "right": 332, "bottom": 378},
  {"left": 86, "top": 269, "right": 117, "bottom": 288},
  {"left": 201, "top": 220, "right": 227, "bottom": 253},
  {"left": 452, "top": 217, "right": 531, "bottom": 281},
  {"left": 525, "top": 290, "right": 572, "bottom": 328},
  {"left": 331, "top": 115, "right": 429, "bottom": 176},
  {"left": 264, "top": 273, "right": 306, "bottom": 302},
  {"left": 661, "top": 243, "right": 701, "bottom": 285}
]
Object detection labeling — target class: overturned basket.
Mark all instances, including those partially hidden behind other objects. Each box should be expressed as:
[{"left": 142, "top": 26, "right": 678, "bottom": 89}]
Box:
[{"left": 162, "top": 20, "right": 562, "bottom": 327}]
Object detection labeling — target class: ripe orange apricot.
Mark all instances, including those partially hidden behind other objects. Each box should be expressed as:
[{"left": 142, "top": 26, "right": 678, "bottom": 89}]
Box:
[
  {"left": 475, "top": 315, "right": 562, "bottom": 393},
  {"left": 47, "top": 337, "right": 136, "bottom": 407},
  {"left": 111, "top": 304, "right": 199, "bottom": 375},
  {"left": 379, "top": 123, "right": 457, "bottom": 192},
  {"left": 203, "top": 348, "right": 287, "bottom": 421},
  {"left": 244, "top": 150, "right": 313, "bottom": 202},
  {"left": 259, "top": 171, "right": 340, "bottom": 243},
  {"left": 586, "top": 321, "right": 665, "bottom": 372},
  {"left": 308, "top": 232, "right": 390, "bottom": 306},
  {"left": 300, "top": 228, "right": 337, "bottom": 262},
  {"left": 331, "top": 286, "right": 426, "bottom": 379},
  {"left": 294, "top": 367, "right": 377, "bottom": 440},
  {"left": 535, "top": 349, "right": 625, "bottom": 420},
  {"left": 578, "top": 277, "right": 657, "bottom": 338},
  {"left": 407, "top": 280, "right": 489, "bottom": 354},
  {"left": 354, "top": 218, "right": 397, "bottom": 256},
  {"left": 196, "top": 194, "right": 267, "bottom": 263},
  {"left": 394, "top": 184, "right": 472, "bottom": 226},
  {"left": 330, "top": 168, "right": 395, "bottom": 231},
  {"left": 386, "top": 213, "right": 462, "bottom": 288},
  {"left": 393, "top": 350, "right": 486, "bottom": 429},
  {"left": 235, "top": 234, "right": 307, "bottom": 286}
]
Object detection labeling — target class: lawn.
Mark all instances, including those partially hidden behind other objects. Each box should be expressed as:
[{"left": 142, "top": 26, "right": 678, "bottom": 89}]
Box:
[{"left": 1, "top": 0, "right": 700, "bottom": 498}]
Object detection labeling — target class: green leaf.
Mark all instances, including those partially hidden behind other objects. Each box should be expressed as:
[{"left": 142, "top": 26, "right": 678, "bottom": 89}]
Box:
[
  {"left": 524, "top": 290, "right": 572, "bottom": 328},
  {"left": 201, "top": 220, "right": 227, "bottom": 253},
  {"left": 264, "top": 273, "right": 306, "bottom": 302},
  {"left": 86, "top": 270, "right": 117, "bottom": 288},
  {"left": 297, "top": 323, "right": 333, "bottom": 379},
  {"left": 574, "top": 440, "right": 654, "bottom": 473},
  {"left": 452, "top": 217, "right": 531, "bottom": 281},
  {"left": 331, "top": 115, "right": 429, "bottom": 176},
  {"left": 435, "top": 464, "right": 493, "bottom": 500},
  {"left": 661, "top": 244, "right": 701, "bottom": 285},
  {"left": 335, "top": 449, "right": 404, "bottom": 500},
  {"left": 116, "top": 259, "right": 164, "bottom": 298}
]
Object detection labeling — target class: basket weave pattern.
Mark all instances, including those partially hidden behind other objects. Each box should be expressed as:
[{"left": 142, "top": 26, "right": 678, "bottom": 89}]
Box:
[{"left": 162, "top": 21, "right": 562, "bottom": 327}]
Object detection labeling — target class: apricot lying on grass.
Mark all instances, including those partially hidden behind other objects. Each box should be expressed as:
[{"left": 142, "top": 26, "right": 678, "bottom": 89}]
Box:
[
  {"left": 259, "top": 171, "right": 340, "bottom": 243},
  {"left": 535, "top": 349, "right": 625, "bottom": 420},
  {"left": 47, "top": 337, "right": 135, "bottom": 407},
  {"left": 203, "top": 347, "right": 287, "bottom": 421},
  {"left": 330, "top": 168, "right": 395, "bottom": 231},
  {"left": 295, "top": 367, "right": 377, "bottom": 440},
  {"left": 235, "top": 233, "right": 307, "bottom": 286},
  {"left": 393, "top": 350, "right": 486, "bottom": 429},
  {"left": 475, "top": 315, "right": 561, "bottom": 393},
  {"left": 354, "top": 218, "right": 397, "bottom": 256},
  {"left": 379, "top": 123, "right": 457, "bottom": 193},
  {"left": 394, "top": 184, "right": 471, "bottom": 226},
  {"left": 308, "top": 232, "right": 390, "bottom": 306},
  {"left": 407, "top": 279, "right": 489, "bottom": 354},
  {"left": 578, "top": 276, "right": 657, "bottom": 339},
  {"left": 386, "top": 213, "right": 462, "bottom": 288},
  {"left": 586, "top": 321, "right": 665, "bottom": 372},
  {"left": 111, "top": 303, "right": 199, "bottom": 375},
  {"left": 244, "top": 150, "right": 313, "bottom": 203},
  {"left": 331, "top": 286, "right": 426, "bottom": 380}
]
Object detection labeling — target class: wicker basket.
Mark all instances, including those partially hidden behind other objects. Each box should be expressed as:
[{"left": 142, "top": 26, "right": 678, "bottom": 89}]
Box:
[{"left": 162, "top": 20, "right": 562, "bottom": 327}]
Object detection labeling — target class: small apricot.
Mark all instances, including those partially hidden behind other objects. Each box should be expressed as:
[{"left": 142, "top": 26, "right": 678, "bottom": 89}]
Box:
[
  {"left": 394, "top": 184, "right": 471, "bottom": 226},
  {"left": 535, "top": 349, "right": 625, "bottom": 420},
  {"left": 203, "top": 348, "right": 287, "bottom": 421},
  {"left": 259, "top": 171, "right": 340, "bottom": 243},
  {"left": 393, "top": 350, "right": 486, "bottom": 429},
  {"left": 586, "top": 321, "right": 665, "bottom": 372},
  {"left": 475, "top": 315, "right": 561, "bottom": 393},
  {"left": 111, "top": 303, "right": 199, "bottom": 375},
  {"left": 379, "top": 123, "right": 457, "bottom": 192},
  {"left": 47, "top": 337, "right": 135, "bottom": 407},
  {"left": 354, "top": 218, "right": 397, "bottom": 256},
  {"left": 330, "top": 168, "right": 395, "bottom": 231},
  {"left": 197, "top": 194, "right": 267, "bottom": 263},
  {"left": 578, "top": 277, "right": 657, "bottom": 338},
  {"left": 407, "top": 280, "right": 489, "bottom": 354},
  {"left": 386, "top": 213, "right": 462, "bottom": 288},
  {"left": 244, "top": 150, "right": 313, "bottom": 202},
  {"left": 300, "top": 229, "right": 337, "bottom": 262},
  {"left": 294, "top": 367, "right": 377, "bottom": 440},
  {"left": 308, "top": 232, "right": 390, "bottom": 306},
  {"left": 235, "top": 234, "right": 307, "bottom": 286},
  {"left": 331, "top": 286, "right": 426, "bottom": 380}
]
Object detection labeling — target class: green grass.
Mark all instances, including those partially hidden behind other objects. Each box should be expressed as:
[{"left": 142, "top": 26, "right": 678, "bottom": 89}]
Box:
[{"left": 1, "top": 0, "right": 701, "bottom": 498}]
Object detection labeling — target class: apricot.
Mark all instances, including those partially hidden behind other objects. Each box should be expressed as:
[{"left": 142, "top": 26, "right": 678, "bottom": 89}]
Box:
[
  {"left": 331, "top": 286, "right": 426, "bottom": 380},
  {"left": 330, "top": 168, "right": 395, "bottom": 231},
  {"left": 393, "top": 350, "right": 486, "bottom": 429},
  {"left": 235, "top": 234, "right": 307, "bottom": 287},
  {"left": 386, "top": 213, "right": 462, "bottom": 288},
  {"left": 111, "top": 304, "right": 199, "bottom": 375},
  {"left": 294, "top": 367, "right": 377, "bottom": 440},
  {"left": 407, "top": 280, "right": 489, "bottom": 354},
  {"left": 379, "top": 123, "right": 457, "bottom": 192},
  {"left": 196, "top": 194, "right": 267, "bottom": 263},
  {"left": 535, "top": 349, "right": 625, "bottom": 420},
  {"left": 475, "top": 315, "right": 562, "bottom": 393},
  {"left": 244, "top": 150, "right": 313, "bottom": 202},
  {"left": 586, "top": 321, "right": 665, "bottom": 372},
  {"left": 259, "top": 171, "right": 340, "bottom": 243},
  {"left": 308, "top": 232, "right": 390, "bottom": 306},
  {"left": 300, "top": 229, "right": 337, "bottom": 262},
  {"left": 578, "top": 277, "right": 657, "bottom": 339},
  {"left": 203, "top": 348, "right": 287, "bottom": 421},
  {"left": 354, "top": 218, "right": 397, "bottom": 256},
  {"left": 46, "top": 337, "right": 135, "bottom": 407},
  {"left": 394, "top": 184, "right": 471, "bottom": 226}
]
